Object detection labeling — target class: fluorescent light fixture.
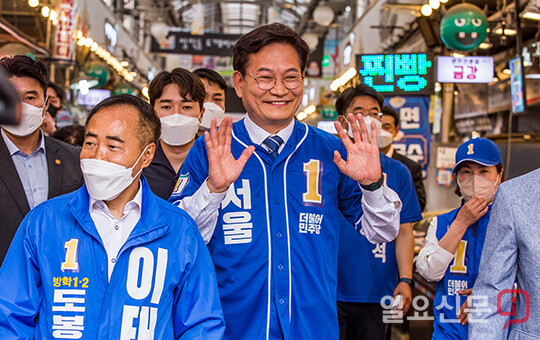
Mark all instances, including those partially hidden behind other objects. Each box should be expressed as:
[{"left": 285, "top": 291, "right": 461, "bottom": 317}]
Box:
[
  {"left": 522, "top": 11, "right": 540, "bottom": 20},
  {"left": 296, "top": 112, "right": 308, "bottom": 121},
  {"left": 479, "top": 42, "right": 492, "bottom": 49},
  {"left": 493, "top": 27, "right": 517, "bottom": 35},
  {"left": 304, "top": 105, "right": 316, "bottom": 114},
  {"left": 330, "top": 67, "right": 357, "bottom": 91}
]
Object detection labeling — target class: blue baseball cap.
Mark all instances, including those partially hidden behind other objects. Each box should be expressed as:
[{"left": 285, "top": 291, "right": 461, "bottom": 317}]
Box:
[{"left": 452, "top": 138, "right": 502, "bottom": 173}]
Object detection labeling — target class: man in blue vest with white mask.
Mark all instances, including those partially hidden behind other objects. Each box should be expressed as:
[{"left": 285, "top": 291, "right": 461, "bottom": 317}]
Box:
[{"left": 0, "top": 94, "right": 224, "bottom": 339}]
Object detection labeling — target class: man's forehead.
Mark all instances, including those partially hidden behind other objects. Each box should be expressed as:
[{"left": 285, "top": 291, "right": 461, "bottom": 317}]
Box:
[
  {"left": 350, "top": 96, "right": 380, "bottom": 110},
  {"left": 9, "top": 76, "right": 44, "bottom": 95}
]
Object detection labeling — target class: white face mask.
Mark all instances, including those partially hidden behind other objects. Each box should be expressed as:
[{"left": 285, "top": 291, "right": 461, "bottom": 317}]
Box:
[
  {"left": 347, "top": 115, "right": 382, "bottom": 142},
  {"left": 458, "top": 174, "right": 500, "bottom": 203},
  {"left": 378, "top": 129, "right": 394, "bottom": 149},
  {"left": 1, "top": 102, "right": 45, "bottom": 137},
  {"left": 199, "top": 102, "right": 225, "bottom": 131},
  {"left": 80, "top": 145, "right": 149, "bottom": 201},
  {"left": 160, "top": 113, "right": 200, "bottom": 146}
]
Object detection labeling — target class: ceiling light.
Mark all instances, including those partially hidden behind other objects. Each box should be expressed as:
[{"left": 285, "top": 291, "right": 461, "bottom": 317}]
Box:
[
  {"left": 150, "top": 21, "right": 169, "bottom": 41},
  {"left": 304, "top": 105, "right": 316, "bottom": 114},
  {"left": 493, "top": 26, "right": 517, "bottom": 35},
  {"left": 28, "top": 0, "right": 39, "bottom": 8},
  {"left": 451, "top": 52, "right": 466, "bottom": 58},
  {"left": 41, "top": 6, "right": 50, "bottom": 17},
  {"left": 49, "top": 10, "right": 58, "bottom": 21},
  {"left": 330, "top": 67, "right": 357, "bottom": 91},
  {"left": 502, "top": 68, "right": 512, "bottom": 75},
  {"left": 479, "top": 42, "right": 492, "bottom": 49},
  {"left": 439, "top": 0, "right": 448, "bottom": 3},
  {"left": 84, "top": 37, "right": 93, "bottom": 48},
  {"left": 120, "top": 61, "right": 129, "bottom": 67},
  {"left": 421, "top": 4, "right": 433, "bottom": 16},
  {"left": 90, "top": 42, "right": 99, "bottom": 52},
  {"left": 296, "top": 112, "right": 308, "bottom": 121},
  {"left": 429, "top": 0, "right": 440, "bottom": 10},
  {"left": 313, "top": 4, "right": 335, "bottom": 27}
]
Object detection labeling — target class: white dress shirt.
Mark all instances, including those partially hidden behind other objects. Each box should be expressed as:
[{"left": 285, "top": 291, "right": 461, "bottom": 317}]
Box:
[
  {"left": 89, "top": 183, "right": 142, "bottom": 280},
  {"left": 2, "top": 129, "right": 48, "bottom": 209},
  {"left": 415, "top": 216, "right": 456, "bottom": 282},
  {"left": 180, "top": 116, "right": 401, "bottom": 244}
]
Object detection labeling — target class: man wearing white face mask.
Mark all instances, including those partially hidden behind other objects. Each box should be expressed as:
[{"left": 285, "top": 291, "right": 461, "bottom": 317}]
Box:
[
  {"left": 335, "top": 83, "right": 422, "bottom": 339},
  {"left": 0, "top": 94, "right": 225, "bottom": 338},
  {"left": 142, "top": 68, "right": 206, "bottom": 200},
  {"left": 194, "top": 68, "right": 227, "bottom": 132},
  {"left": 416, "top": 137, "right": 504, "bottom": 340},
  {"left": 0, "top": 55, "right": 83, "bottom": 264}
]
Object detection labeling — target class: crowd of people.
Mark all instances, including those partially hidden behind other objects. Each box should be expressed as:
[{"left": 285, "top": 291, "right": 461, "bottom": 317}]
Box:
[{"left": 0, "top": 22, "right": 537, "bottom": 340}]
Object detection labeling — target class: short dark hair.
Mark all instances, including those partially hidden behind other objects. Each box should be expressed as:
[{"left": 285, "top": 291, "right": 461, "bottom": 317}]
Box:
[
  {"left": 335, "top": 83, "right": 385, "bottom": 116},
  {"left": 51, "top": 125, "right": 85, "bottom": 147},
  {"left": 193, "top": 68, "right": 227, "bottom": 97},
  {"left": 47, "top": 82, "right": 65, "bottom": 103},
  {"left": 86, "top": 94, "right": 161, "bottom": 147},
  {"left": 0, "top": 55, "right": 48, "bottom": 97},
  {"left": 382, "top": 105, "right": 399, "bottom": 127},
  {"left": 149, "top": 68, "right": 206, "bottom": 110},
  {"left": 233, "top": 23, "right": 310, "bottom": 76}
]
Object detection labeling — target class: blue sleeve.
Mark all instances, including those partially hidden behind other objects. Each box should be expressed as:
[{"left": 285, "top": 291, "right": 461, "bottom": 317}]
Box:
[
  {"left": 168, "top": 136, "right": 209, "bottom": 204},
  {"left": 335, "top": 142, "right": 364, "bottom": 226},
  {"left": 0, "top": 213, "right": 41, "bottom": 338},
  {"left": 393, "top": 165, "right": 422, "bottom": 224},
  {"left": 172, "top": 221, "right": 225, "bottom": 339}
]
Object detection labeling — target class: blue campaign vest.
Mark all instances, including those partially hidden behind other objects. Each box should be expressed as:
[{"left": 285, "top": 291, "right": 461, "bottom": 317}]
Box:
[
  {"left": 337, "top": 154, "right": 422, "bottom": 302},
  {"left": 171, "top": 119, "right": 369, "bottom": 340},
  {"left": 431, "top": 205, "right": 491, "bottom": 340}
]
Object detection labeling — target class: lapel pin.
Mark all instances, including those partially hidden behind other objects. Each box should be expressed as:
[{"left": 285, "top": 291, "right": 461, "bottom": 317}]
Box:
[{"left": 55, "top": 159, "right": 61, "bottom": 165}]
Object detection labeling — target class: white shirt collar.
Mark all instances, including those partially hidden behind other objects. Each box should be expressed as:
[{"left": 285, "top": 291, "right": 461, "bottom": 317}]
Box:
[
  {"left": 1, "top": 129, "right": 46, "bottom": 156},
  {"left": 243, "top": 114, "right": 295, "bottom": 148},
  {"left": 89, "top": 180, "right": 143, "bottom": 220}
]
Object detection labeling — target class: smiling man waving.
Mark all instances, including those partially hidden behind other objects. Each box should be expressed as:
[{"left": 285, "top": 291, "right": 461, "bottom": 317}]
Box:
[{"left": 170, "top": 23, "right": 402, "bottom": 340}]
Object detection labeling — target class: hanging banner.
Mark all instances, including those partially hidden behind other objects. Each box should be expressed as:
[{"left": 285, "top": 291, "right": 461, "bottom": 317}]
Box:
[
  {"left": 52, "top": 0, "right": 78, "bottom": 63},
  {"left": 151, "top": 30, "right": 241, "bottom": 56},
  {"left": 385, "top": 96, "right": 431, "bottom": 179}
]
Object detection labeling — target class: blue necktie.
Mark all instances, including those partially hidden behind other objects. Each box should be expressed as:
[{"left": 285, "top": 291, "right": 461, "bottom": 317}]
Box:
[{"left": 263, "top": 135, "right": 284, "bottom": 160}]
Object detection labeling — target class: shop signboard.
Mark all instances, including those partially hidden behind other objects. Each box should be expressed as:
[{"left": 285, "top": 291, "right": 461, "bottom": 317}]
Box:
[
  {"left": 151, "top": 30, "right": 241, "bottom": 56},
  {"left": 437, "top": 56, "right": 494, "bottom": 83},
  {"left": 385, "top": 96, "right": 431, "bottom": 178},
  {"left": 356, "top": 53, "right": 435, "bottom": 96},
  {"left": 52, "top": 0, "right": 78, "bottom": 62},
  {"left": 509, "top": 56, "right": 526, "bottom": 113}
]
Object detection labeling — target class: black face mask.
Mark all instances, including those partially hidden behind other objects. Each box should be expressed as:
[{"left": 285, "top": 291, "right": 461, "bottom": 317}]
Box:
[{"left": 48, "top": 105, "right": 60, "bottom": 119}]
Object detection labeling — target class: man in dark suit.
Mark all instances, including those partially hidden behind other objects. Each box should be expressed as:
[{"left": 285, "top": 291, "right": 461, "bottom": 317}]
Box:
[
  {"left": 380, "top": 105, "right": 426, "bottom": 211},
  {"left": 0, "top": 55, "right": 83, "bottom": 263}
]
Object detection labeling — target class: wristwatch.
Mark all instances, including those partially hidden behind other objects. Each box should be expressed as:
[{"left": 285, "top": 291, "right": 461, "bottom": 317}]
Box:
[
  {"left": 360, "top": 175, "right": 384, "bottom": 191},
  {"left": 399, "top": 277, "right": 414, "bottom": 288}
]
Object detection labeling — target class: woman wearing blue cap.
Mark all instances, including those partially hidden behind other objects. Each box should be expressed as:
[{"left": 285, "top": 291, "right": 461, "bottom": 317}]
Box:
[{"left": 416, "top": 137, "right": 503, "bottom": 340}]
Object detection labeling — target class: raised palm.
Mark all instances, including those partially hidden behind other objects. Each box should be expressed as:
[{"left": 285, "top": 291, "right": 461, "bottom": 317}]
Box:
[
  {"left": 205, "top": 116, "right": 255, "bottom": 193},
  {"left": 333, "top": 113, "right": 382, "bottom": 185}
]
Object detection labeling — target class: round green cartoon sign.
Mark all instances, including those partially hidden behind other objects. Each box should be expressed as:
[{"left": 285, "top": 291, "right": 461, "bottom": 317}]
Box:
[{"left": 440, "top": 4, "right": 488, "bottom": 52}]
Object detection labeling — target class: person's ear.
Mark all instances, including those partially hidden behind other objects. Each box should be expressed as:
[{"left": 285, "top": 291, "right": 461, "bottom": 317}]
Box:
[
  {"left": 141, "top": 143, "right": 156, "bottom": 169},
  {"left": 337, "top": 115, "right": 349, "bottom": 130},
  {"left": 232, "top": 71, "right": 244, "bottom": 98},
  {"left": 199, "top": 106, "right": 205, "bottom": 122}
]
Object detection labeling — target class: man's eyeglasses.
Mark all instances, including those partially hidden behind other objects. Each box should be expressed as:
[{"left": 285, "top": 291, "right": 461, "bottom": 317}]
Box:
[{"left": 245, "top": 73, "right": 304, "bottom": 91}]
